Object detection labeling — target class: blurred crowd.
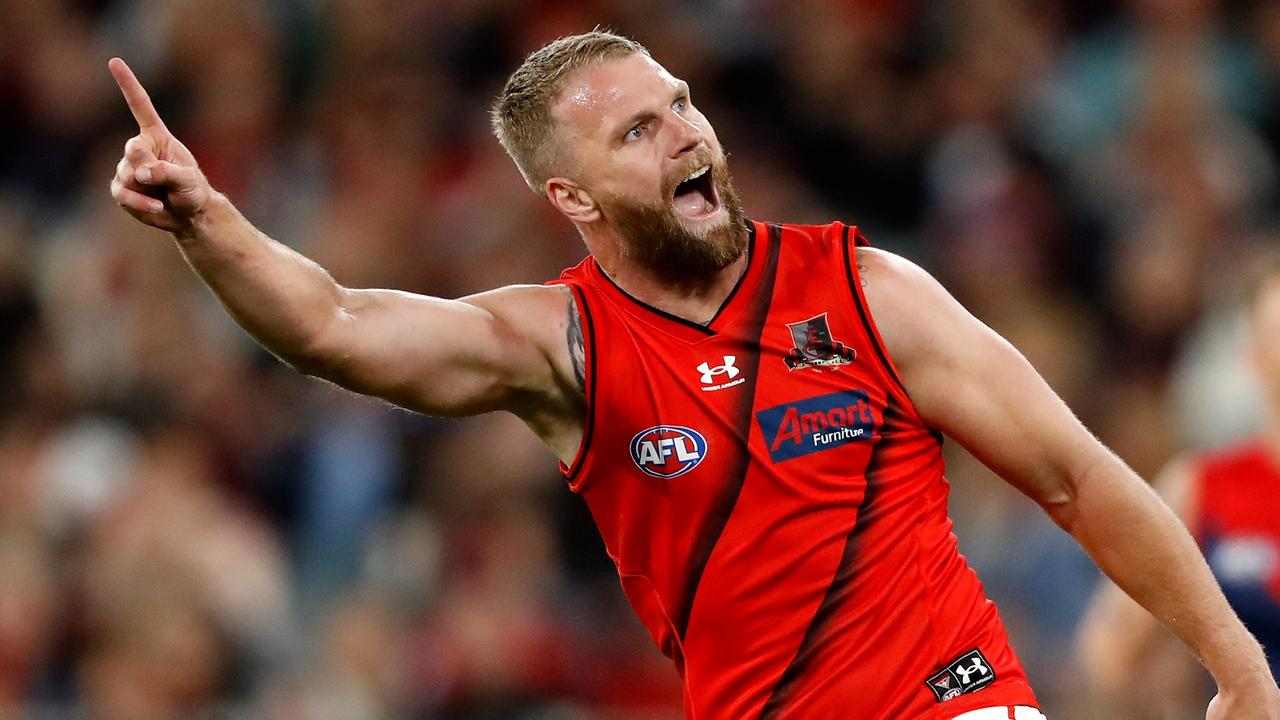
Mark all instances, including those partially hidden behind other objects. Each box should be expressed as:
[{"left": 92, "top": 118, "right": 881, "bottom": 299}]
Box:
[{"left": 1, "top": 0, "right": 1279, "bottom": 718}]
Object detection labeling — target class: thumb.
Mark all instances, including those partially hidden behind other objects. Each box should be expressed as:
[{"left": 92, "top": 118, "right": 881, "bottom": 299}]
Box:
[
  {"left": 135, "top": 160, "right": 199, "bottom": 189},
  {"left": 134, "top": 160, "right": 209, "bottom": 212}
]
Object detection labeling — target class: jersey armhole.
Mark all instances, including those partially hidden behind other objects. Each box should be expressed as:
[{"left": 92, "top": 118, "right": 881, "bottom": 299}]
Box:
[
  {"left": 840, "top": 226, "right": 929, "bottom": 426},
  {"left": 551, "top": 281, "right": 598, "bottom": 488}
]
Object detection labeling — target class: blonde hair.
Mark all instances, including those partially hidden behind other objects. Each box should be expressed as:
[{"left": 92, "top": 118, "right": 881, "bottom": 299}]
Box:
[{"left": 491, "top": 30, "right": 649, "bottom": 193}]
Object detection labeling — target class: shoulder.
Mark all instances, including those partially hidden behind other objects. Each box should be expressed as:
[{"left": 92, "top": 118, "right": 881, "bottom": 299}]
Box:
[
  {"left": 457, "top": 283, "right": 579, "bottom": 393},
  {"left": 767, "top": 219, "right": 853, "bottom": 250},
  {"left": 854, "top": 246, "right": 969, "bottom": 371},
  {"left": 461, "top": 283, "right": 574, "bottom": 338},
  {"left": 464, "top": 283, "right": 585, "bottom": 435},
  {"left": 854, "top": 245, "right": 928, "bottom": 282}
]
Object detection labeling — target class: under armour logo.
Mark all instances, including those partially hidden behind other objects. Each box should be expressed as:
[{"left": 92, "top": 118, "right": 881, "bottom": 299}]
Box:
[
  {"left": 697, "top": 356, "right": 740, "bottom": 385},
  {"left": 953, "top": 657, "right": 989, "bottom": 683}
]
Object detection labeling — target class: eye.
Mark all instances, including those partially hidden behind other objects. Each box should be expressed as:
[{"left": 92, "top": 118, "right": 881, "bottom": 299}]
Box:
[
  {"left": 624, "top": 124, "right": 645, "bottom": 142},
  {"left": 673, "top": 96, "right": 688, "bottom": 112}
]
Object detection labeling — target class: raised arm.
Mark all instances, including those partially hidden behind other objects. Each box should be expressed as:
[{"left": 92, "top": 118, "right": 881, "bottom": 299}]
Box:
[
  {"left": 857, "top": 247, "right": 1280, "bottom": 719},
  {"left": 106, "top": 59, "right": 583, "bottom": 458}
]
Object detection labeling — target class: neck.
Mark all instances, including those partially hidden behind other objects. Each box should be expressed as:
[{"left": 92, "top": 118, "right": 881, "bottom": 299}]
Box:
[{"left": 591, "top": 228, "right": 751, "bottom": 326}]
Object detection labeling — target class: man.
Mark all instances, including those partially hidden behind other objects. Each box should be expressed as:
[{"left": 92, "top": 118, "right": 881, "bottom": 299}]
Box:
[
  {"left": 107, "top": 30, "right": 1278, "bottom": 719},
  {"left": 1079, "top": 262, "right": 1280, "bottom": 717}
]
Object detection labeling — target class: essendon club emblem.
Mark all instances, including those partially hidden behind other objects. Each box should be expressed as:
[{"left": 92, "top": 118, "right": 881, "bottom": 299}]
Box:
[
  {"left": 784, "top": 313, "right": 855, "bottom": 370},
  {"left": 929, "top": 673, "right": 961, "bottom": 702},
  {"left": 926, "top": 649, "right": 996, "bottom": 703}
]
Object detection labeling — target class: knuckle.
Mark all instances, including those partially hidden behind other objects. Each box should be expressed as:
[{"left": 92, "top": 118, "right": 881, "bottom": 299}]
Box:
[{"left": 125, "top": 136, "right": 150, "bottom": 158}]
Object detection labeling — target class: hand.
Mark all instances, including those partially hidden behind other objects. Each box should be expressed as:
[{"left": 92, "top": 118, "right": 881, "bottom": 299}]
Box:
[
  {"left": 107, "top": 58, "right": 213, "bottom": 235},
  {"left": 1207, "top": 684, "right": 1280, "bottom": 719}
]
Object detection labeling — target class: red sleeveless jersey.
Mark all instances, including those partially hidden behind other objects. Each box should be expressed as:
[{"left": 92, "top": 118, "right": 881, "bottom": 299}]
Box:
[
  {"left": 1191, "top": 440, "right": 1280, "bottom": 677},
  {"left": 550, "top": 220, "right": 1037, "bottom": 719}
]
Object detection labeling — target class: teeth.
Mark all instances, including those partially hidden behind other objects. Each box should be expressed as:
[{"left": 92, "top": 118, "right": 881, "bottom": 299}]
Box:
[{"left": 684, "top": 166, "right": 709, "bottom": 183}]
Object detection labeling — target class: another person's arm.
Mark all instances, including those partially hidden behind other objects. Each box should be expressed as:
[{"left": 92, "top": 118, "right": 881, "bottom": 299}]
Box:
[
  {"left": 1075, "top": 457, "right": 1208, "bottom": 711},
  {"left": 858, "top": 247, "right": 1279, "bottom": 719},
  {"left": 107, "top": 59, "right": 581, "bottom": 453}
]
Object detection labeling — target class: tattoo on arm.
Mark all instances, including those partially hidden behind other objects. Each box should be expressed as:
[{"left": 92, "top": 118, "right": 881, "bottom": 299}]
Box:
[
  {"left": 567, "top": 294, "right": 586, "bottom": 392},
  {"left": 856, "top": 251, "right": 868, "bottom": 288}
]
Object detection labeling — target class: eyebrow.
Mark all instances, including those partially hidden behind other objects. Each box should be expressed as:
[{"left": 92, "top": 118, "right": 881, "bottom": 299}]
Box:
[
  {"left": 612, "top": 81, "right": 692, "bottom": 140},
  {"left": 614, "top": 110, "right": 658, "bottom": 139}
]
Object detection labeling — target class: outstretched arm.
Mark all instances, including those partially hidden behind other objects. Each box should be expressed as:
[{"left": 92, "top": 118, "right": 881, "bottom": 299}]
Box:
[
  {"left": 858, "top": 247, "right": 1279, "bottom": 719},
  {"left": 106, "top": 59, "right": 580, "bottom": 446}
]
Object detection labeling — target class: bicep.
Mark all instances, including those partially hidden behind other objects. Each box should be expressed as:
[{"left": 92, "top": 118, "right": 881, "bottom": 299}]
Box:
[
  {"left": 863, "top": 249, "right": 1173, "bottom": 684},
  {"left": 863, "top": 249, "right": 1106, "bottom": 511},
  {"left": 310, "top": 285, "right": 560, "bottom": 417}
]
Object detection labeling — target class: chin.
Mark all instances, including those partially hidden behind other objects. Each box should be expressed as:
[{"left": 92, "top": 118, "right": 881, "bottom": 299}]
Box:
[
  {"left": 603, "top": 160, "right": 748, "bottom": 281},
  {"left": 676, "top": 205, "right": 731, "bottom": 239}
]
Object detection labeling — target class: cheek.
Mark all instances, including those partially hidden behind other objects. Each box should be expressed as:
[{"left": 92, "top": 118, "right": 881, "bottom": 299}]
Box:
[
  {"left": 1263, "top": 352, "right": 1280, "bottom": 378},
  {"left": 1255, "top": 346, "right": 1280, "bottom": 388},
  {"left": 609, "top": 158, "right": 666, "bottom": 196},
  {"left": 596, "top": 173, "right": 653, "bottom": 208},
  {"left": 691, "top": 111, "right": 720, "bottom": 145}
]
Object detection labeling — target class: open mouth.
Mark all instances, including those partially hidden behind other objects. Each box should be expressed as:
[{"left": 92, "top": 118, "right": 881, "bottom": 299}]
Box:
[{"left": 672, "top": 164, "right": 722, "bottom": 221}]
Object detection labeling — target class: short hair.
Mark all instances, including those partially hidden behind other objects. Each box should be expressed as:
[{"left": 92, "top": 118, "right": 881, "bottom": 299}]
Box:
[{"left": 491, "top": 30, "right": 649, "bottom": 193}]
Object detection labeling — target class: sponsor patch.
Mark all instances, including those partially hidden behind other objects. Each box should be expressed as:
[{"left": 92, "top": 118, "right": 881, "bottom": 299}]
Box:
[
  {"left": 926, "top": 649, "right": 996, "bottom": 703},
  {"left": 784, "top": 313, "right": 855, "bottom": 370},
  {"left": 630, "top": 426, "right": 707, "bottom": 478},
  {"left": 755, "top": 390, "right": 877, "bottom": 463}
]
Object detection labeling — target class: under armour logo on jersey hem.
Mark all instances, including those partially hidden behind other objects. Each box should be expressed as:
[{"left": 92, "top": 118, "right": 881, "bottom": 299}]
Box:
[{"left": 926, "top": 648, "right": 996, "bottom": 702}]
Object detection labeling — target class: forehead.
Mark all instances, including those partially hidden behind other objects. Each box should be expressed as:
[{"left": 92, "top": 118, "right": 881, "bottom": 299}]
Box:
[{"left": 552, "top": 54, "right": 682, "bottom": 139}]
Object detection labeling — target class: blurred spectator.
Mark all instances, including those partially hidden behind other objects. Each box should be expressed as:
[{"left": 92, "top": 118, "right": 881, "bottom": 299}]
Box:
[{"left": 0, "top": 0, "right": 1277, "bottom": 716}]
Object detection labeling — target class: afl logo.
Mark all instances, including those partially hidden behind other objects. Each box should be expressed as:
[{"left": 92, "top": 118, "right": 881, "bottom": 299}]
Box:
[{"left": 630, "top": 426, "right": 707, "bottom": 478}]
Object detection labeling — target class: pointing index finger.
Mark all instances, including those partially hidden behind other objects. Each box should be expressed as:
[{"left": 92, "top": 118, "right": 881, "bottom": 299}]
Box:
[{"left": 108, "top": 57, "right": 166, "bottom": 131}]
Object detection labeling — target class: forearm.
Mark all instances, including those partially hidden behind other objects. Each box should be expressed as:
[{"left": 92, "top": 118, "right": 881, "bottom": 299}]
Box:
[
  {"left": 106, "top": 57, "right": 568, "bottom": 422},
  {"left": 1057, "top": 453, "right": 1271, "bottom": 691},
  {"left": 174, "top": 192, "right": 346, "bottom": 368}
]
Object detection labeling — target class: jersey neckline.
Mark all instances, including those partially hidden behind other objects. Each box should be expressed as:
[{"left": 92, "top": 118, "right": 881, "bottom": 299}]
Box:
[{"left": 588, "top": 219, "right": 768, "bottom": 342}]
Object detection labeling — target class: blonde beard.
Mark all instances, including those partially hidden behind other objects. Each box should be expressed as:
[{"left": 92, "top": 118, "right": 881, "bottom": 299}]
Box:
[{"left": 602, "top": 162, "right": 748, "bottom": 284}]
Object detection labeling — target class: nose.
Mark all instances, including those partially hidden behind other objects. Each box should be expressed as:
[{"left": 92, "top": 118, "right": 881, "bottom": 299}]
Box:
[{"left": 668, "top": 112, "right": 703, "bottom": 159}]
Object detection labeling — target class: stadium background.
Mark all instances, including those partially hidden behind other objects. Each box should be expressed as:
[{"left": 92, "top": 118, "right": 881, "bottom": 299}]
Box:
[{"left": 1, "top": 0, "right": 1277, "bottom": 717}]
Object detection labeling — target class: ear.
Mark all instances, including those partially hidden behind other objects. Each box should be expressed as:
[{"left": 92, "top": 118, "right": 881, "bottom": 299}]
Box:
[{"left": 546, "top": 177, "right": 601, "bottom": 223}]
